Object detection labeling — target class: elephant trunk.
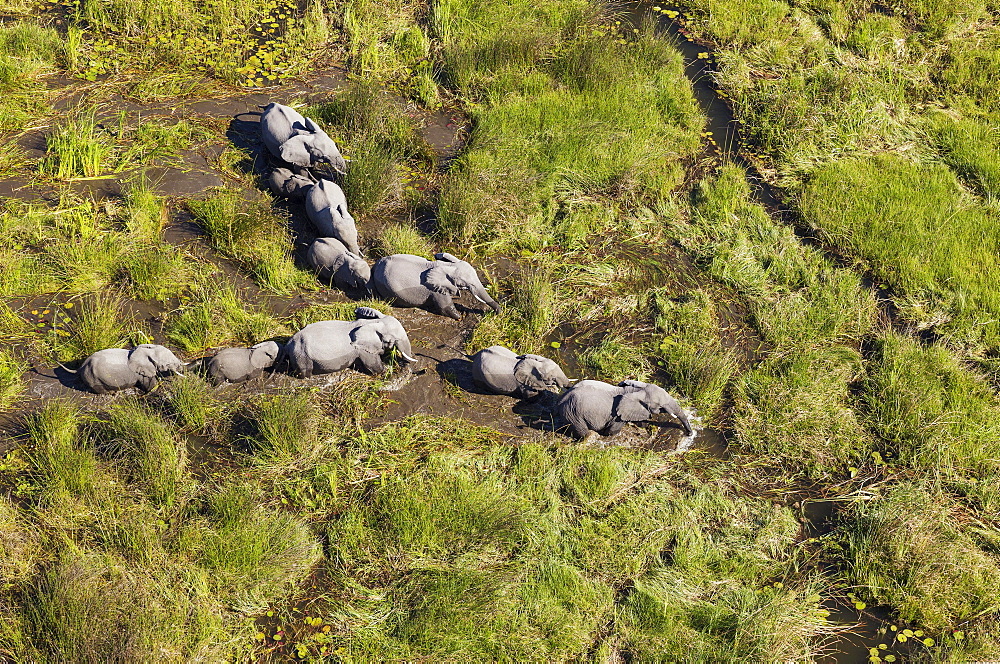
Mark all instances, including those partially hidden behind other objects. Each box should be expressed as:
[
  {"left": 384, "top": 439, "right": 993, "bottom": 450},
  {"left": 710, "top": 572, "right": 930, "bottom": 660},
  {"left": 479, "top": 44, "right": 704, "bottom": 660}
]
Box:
[
  {"left": 469, "top": 284, "right": 501, "bottom": 313},
  {"left": 671, "top": 406, "right": 694, "bottom": 437},
  {"left": 396, "top": 337, "right": 417, "bottom": 364}
]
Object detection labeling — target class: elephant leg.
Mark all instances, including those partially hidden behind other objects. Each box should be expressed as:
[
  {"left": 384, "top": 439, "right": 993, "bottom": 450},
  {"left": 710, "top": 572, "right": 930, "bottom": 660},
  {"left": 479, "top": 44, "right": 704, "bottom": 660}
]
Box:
[
  {"left": 137, "top": 375, "right": 157, "bottom": 393},
  {"left": 603, "top": 420, "right": 627, "bottom": 437},
  {"left": 90, "top": 381, "right": 108, "bottom": 395},
  {"left": 429, "top": 293, "right": 461, "bottom": 319},
  {"left": 565, "top": 417, "right": 592, "bottom": 439},
  {"left": 356, "top": 351, "right": 385, "bottom": 374},
  {"left": 295, "top": 356, "right": 314, "bottom": 379}
]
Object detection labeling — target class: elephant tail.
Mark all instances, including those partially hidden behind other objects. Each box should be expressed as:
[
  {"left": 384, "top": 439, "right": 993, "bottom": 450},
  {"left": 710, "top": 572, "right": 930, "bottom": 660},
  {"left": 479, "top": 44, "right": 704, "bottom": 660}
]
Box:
[{"left": 55, "top": 361, "right": 78, "bottom": 374}]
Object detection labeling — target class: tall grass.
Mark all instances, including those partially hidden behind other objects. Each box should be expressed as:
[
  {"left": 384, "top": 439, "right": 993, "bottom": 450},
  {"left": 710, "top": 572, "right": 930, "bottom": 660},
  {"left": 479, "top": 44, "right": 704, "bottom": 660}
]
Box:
[
  {"left": 307, "top": 84, "right": 432, "bottom": 215},
  {"left": 40, "top": 108, "right": 112, "bottom": 179},
  {"left": 97, "top": 400, "right": 190, "bottom": 506},
  {"left": 189, "top": 189, "right": 310, "bottom": 294},
  {"left": 26, "top": 402, "right": 98, "bottom": 499},
  {"left": 0, "top": 22, "right": 63, "bottom": 136},
  {"left": 835, "top": 484, "right": 1000, "bottom": 631},
  {"left": 238, "top": 392, "right": 323, "bottom": 463},
  {"left": 46, "top": 291, "right": 137, "bottom": 361},
  {"left": 0, "top": 349, "right": 25, "bottom": 411},
  {"left": 801, "top": 155, "right": 1000, "bottom": 349},
  {"left": 165, "top": 283, "right": 284, "bottom": 352},
  {"left": 434, "top": 5, "right": 701, "bottom": 248}
]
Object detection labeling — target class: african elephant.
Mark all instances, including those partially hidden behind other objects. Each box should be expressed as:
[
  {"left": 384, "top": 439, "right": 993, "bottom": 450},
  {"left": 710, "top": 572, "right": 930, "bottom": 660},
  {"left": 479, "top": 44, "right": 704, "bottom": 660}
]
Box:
[
  {"left": 556, "top": 380, "right": 693, "bottom": 439},
  {"left": 304, "top": 179, "right": 360, "bottom": 255},
  {"left": 471, "top": 346, "right": 572, "bottom": 398},
  {"left": 268, "top": 167, "right": 315, "bottom": 199},
  {"left": 306, "top": 238, "right": 371, "bottom": 292},
  {"left": 203, "top": 341, "right": 281, "bottom": 385},
  {"left": 62, "top": 344, "right": 184, "bottom": 394},
  {"left": 259, "top": 102, "right": 348, "bottom": 174},
  {"left": 371, "top": 253, "right": 501, "bottom": 320},
  {"left": 283, "top": 307, "right": 416, "bottom": 378}
]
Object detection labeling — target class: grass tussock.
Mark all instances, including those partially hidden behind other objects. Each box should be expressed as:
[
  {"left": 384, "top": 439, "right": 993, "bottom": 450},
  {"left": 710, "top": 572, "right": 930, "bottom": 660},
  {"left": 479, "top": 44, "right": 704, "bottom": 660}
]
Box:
[
  {"left": 237, "top": 392, "right": 324, "bottom": 463},
  {"left": 469, "top": 265, "right": 555, "bottom": 353},
  {"left": 189, "top": 189, "right": 311, "bottom": 294},
  {"left": 435, "top": 5, "right": 701, "bottom": 249},
  {"left": 0, "top": 22, "right": 62, "bottom": 136},
  {"left": 307, "top": 84, "right": 432, "bottom": 215},
  {"left": 802, "top": 155, "right": 1000, "bottom": 349},
  {"left": 375, "top": 222, "right": 434, "bottom": 258},
  {"left": 0, "top": 349, "right": 26, "bottom": 411},
  {"left": 165, "top": 283, "right": 284, "bottom": 353},
  {"left": 46, "top": 291, "right": 143, "bottom": 361},
  {"left": 835, "top": 484, "right": 1000, "bottom": 631},
  {"left": 576, "top": 333, "right": 652, "bottom": 383}
]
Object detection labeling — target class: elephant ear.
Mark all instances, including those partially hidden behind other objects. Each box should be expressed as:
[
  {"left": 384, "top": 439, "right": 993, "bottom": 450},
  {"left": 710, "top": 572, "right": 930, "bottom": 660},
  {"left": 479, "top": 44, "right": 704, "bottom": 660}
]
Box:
[
  {"left": 422, "top": 265, "right": 460, "bottom": 295},
  {"left": 127, "top": 347, "right": 157, "bottom": 378},
  {"left": 355, "top": 307, "right": 383, "bottom": 320},
  {"left": 618, "top": 379, "right": 648, "bottom": 392},
  {"left": 434, "top": 252, "right": 460, "bottom": 263},
  {"left": 351, "top": 324, "right": 383, "bottom": 356},
  {"left": 278, "top": 135, "right": 312, "bottom": 165},
  {"left": 613, "top": 392, "right": 651, "bottom": 422},
  {"left": 513, "top": 357, "right": 543, "bottom": 391}
]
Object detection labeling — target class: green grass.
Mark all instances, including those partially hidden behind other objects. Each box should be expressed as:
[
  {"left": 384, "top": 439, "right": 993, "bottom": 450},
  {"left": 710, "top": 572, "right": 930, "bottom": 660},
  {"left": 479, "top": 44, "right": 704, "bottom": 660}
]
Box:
[
  {"left": 0, "top": 349, "right": 26, "bottom": 411},
  {"left": 165, "top": 283, "right": 284, "bottom": 353},
  {"left": 863, "top": 331, "right": 1000, "bottom": 507},
  {"left": 237, "top": 392, "right": 323, "bottom": 463},
  {"left": 375, "top": 222, "right": 434, "bottom": 258},
  {"left": 0, "top": 22, "right": 63, "bottom": 136},
  {"left": 45, "top": 291, "right": 142, "bottom": 361},
  {"left": 577, "top": 333, "right": 652, "bottom": 383},
  {"left": 96, "top": 399, "right": 191, "bottom": 506},
  {"left": 188, "top": 189, "right": 312, "bottom": 294},
  {"left": 468, "top": 265, "right": 554, "bottom": 353},
  {"left": 835, "top": 484, "right": 1000, "bottom": 632},
  {"left": 25, "top": 402, "right": 99, "bottom": 500},
  {"left": 733, "top": 346, "right": 871, "bottom": 478},
  {"left": 307, "top": 84, "right": 433, "bottom": 215},
  {"left": 435, "top": 5, "right": 702, "bottom": 248},
  {"left": 39, "top": 107, "right": 113, "bottom": 179},
  {"left": 162, "top": 373, "right": 220, "bottom": 432},
  {"left": 801, "top": 155, "right": 1000, "bottom": 349}
]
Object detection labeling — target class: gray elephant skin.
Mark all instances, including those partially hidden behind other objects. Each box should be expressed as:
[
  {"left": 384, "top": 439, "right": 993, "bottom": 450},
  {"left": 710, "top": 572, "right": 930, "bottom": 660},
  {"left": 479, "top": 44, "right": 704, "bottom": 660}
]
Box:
[
  {"left": 556, "top": 380, "right": 693, "bottom": 439},
  {"left": 283, "top": 307, "right": 416, "bottom": 378},
  {"left": 471, "top": 346, "right": 572, "bottom": 398},
  {"left": 65, "top": 344, "right": 184, "bottom": 394},
  {"left": 372, "top": 253, "right": 501, "bottom": 320},
  {"left": 305, "top": 179, "right": 360, "bottom": 255},
  {"left": 268, "top": 167, "right": 315, "bottom": 199},
  {"left": 203, "top": 341, "right": 281, "bottom": 385},
  {"left": 306, "top": 238, "right": 371, "bottom": 292},
  {"left": 259, "top": 102, "right": 347, "bottom": 174}
]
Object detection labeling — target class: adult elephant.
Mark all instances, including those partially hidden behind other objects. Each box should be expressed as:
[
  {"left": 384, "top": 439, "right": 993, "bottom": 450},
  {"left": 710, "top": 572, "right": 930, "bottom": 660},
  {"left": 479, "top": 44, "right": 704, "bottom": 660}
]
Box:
[
  {"left": 283, "top": 307, "right": 416, "bottom": 378},
  {"left": 306, "top": 238, "right": 370, "bottom": 293},
  {"left": 259, "top": 102, "right": 348, "bottom": 174},
  {"left": 268, "top": 167, "right": 315, "bottom": 199},
  {"left": 372, "top": 253, "right": 501, "bottom": 320},
  {"left": 556, "top": 380, "right": 693, "bottom": 439},
  {"left": 304, "top": 179, "right": 360, "bottom": 255},
  {"left": 471, "top": 346, "right": 573, "bottom": 398},
  {"left": 61, "top": 344, "right": 184, "bottom": 394}
]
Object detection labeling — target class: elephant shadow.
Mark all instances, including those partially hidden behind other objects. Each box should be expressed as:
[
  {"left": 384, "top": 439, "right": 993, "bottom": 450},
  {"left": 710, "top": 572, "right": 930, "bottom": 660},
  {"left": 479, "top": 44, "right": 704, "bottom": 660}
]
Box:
[
  {"left": 435, "top": 358, "right": 488, "bottom": 394},
  {"left": 50, "top": 364, "right": 88, "bottom": 392},
  {"left": 513, "top": 392, "right": 565, "bottom": 434}
]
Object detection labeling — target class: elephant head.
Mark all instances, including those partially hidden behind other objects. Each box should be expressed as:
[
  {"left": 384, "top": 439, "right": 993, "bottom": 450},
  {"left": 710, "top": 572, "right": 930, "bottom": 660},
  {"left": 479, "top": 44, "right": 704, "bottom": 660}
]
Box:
[
  {"left": 513, "top": 354, "right": 573, "bottom": 397},
  {"left": 249, "top": 341, "right": 281, "bottom": 370},
  {"left": 340, "top": 252, "right": 372, "bottom": 290},
  {"left": 127, "top": 344, "right": 184, "bottom": 380},
  {"left": 613, "top": 381, "right": 693, "bottom": 436},
  {"left": 423, "top": 253, "right": 501, "bottom": 313},
  {"left": 350, "top": 307, "right": 417, "bottom": 364},
  {"left": 268, "top": 167, "right": 315, "bottom": 199}
]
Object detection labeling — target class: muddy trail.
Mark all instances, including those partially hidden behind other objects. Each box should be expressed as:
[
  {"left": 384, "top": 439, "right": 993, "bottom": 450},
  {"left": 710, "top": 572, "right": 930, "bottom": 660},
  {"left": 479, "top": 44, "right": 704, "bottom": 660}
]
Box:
[{"left": 0, "top": 63, "right": 708, "bottom": 459}]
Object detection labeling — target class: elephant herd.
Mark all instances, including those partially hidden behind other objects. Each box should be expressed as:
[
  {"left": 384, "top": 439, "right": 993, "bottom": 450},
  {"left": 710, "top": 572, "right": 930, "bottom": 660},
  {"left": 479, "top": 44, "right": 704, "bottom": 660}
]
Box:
[{"left": 51, "top": 103, "right": 697, "bottom": 443}]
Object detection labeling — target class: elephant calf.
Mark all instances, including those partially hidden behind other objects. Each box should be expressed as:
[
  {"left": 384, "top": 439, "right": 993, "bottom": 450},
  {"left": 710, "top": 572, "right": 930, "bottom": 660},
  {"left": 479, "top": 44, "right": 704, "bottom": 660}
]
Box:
[
  {"left": 556, "top": 380, "right": 693, "bottom": 439},
  {"left": 284, "top": 307, "right": 417, "bottom": 378},
  {"left": 306, "top": 238, "right": 371, "bottom": 292},
  {"left": 62, "top": 344, "right": 184, "bottom": 394},
  {"left": 260, "top": 102, "right": 347, "bottom": 174},
  {"left": 203, "top": 341, "right": 281, "bottom": 385},
  {"left": 471, "top": 346, "right": 572, "bottom": 398},
  {"left": 372, "top": 253, "right": 501, "bottom": 320},
  {"left": 305, "top": 179, "right": 360, "bottom": 255},
  {"left": 268, "top": 167, "right": 315, "bottom": 199}
]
